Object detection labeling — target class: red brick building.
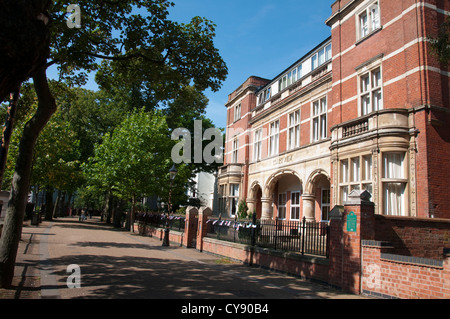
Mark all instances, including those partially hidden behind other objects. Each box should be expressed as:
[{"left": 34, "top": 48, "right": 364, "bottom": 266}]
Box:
[{"left": 218, "top": 0, "right": 450, "bottom": 221}]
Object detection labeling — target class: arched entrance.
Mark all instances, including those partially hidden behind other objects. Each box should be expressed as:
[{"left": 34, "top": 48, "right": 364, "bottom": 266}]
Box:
[
  {"left": 263, "top": 170, "right": 303, "bottom": 220},
  {"left": 304, "top": 169, "right": 331, "bottom": 222},
  {"left": 248, "top": 182, "right": 263, "bottom": 219}
]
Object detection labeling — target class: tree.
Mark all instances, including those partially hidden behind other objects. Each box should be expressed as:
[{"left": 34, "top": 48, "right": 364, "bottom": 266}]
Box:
[
  {"left": 430, "top": 16, "right": 450, "bottom": 67},
  {"left": 84, "top": 110, "right": 179, "bottom": 229},
  {"left": 0, "top": 0, "right": 227, "bottom": 287}
]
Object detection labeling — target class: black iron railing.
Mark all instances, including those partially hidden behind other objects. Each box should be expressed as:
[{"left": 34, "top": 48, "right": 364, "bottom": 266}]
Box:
[{"left": 206, "top": 216, "right": 329, "bottom": 258}]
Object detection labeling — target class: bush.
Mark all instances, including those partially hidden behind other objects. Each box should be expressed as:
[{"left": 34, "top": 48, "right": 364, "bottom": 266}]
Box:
[{"left": 237, "top": 200, "right": 248, "bottom": 219}]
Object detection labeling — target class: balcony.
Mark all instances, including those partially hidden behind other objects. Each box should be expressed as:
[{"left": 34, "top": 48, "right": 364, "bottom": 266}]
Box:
[
  {"left": 330, "top": 109, "right": 410, "bottom": 149},
  {"left": 342, "top": 119, "right": 369, "bottom": 138}
]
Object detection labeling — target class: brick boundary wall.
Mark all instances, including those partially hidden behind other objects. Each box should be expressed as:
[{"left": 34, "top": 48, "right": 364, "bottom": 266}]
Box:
[
  {"left": 201, "top": 237, "right": 330, "bottom": 284},
  {"left": 133, "top": 199, "right": 450, "bottom": 299},
  {"left": 361, "top": 242, "right": 450, "bottom": 299},
  {"left": 374, "top": 215, "right": 450, "bottom": 260}
]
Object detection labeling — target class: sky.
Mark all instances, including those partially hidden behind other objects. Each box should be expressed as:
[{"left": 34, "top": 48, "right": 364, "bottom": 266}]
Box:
[
  {"left": 166, "top": 0, "right": 333, "bottom": 129},
  {"left": 52, "top": 0, "right": 334, "bottom": 130}
]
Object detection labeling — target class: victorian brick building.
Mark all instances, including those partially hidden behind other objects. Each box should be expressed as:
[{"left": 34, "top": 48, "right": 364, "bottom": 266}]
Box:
[{"left": 218, "top": 0, "right": 450, "bottom": 222}]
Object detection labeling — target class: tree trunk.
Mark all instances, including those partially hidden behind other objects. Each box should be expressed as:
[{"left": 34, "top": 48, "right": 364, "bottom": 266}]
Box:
[
  {"left": 52, "top": 189, "right": 61, "bottom": 218},
  {"left": 0, "top": 67, "right": 57, "bottom": 288},
  {"left": 0, "top": 0, "right": 51, "bottom": 103},
  {"left": 44, "top": 186, "right": 54, "bottom": 220},
  {"left": 113, "top": 200, "right": 124, "bottom": 228},
  {"left": 103, "top": 191, "right": 111, "bottom": 223}
]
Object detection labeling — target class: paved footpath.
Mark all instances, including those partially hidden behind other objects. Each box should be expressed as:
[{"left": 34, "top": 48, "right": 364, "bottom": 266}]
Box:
[{"left": 0, "top": 216, "right": 368, "bottom": 302}]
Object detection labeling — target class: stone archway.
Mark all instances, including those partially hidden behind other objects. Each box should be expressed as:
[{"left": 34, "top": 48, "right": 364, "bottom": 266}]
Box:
[
  {"left": 247, "top": 181, "right": 263, "bottom": 219},
  {"left": 262, "top": 169, "right": 303, "bottom": 220}
]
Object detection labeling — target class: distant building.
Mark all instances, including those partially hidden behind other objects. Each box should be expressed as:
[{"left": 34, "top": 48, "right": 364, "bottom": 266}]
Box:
[
  {"left": 218, "top": 0, "right": 450, "bottom": 221},
  {"left": 187, "top": 171, "right": 219, "bottom": 213}
]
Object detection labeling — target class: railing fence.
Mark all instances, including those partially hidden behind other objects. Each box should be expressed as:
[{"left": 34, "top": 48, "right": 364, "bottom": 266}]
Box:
[{"left": 206, "top": 216, "right": 329, "bottom": 257}]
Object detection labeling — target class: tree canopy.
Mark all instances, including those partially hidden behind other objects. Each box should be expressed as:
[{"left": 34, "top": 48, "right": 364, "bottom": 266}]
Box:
[{"left": 0, "top": 0, "right": 227, "bottom": 288}]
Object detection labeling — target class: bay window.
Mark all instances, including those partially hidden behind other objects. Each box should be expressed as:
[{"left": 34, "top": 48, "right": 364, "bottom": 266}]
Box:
[{"left": 340, "top": 154, "right": 373, "bottom": 204}]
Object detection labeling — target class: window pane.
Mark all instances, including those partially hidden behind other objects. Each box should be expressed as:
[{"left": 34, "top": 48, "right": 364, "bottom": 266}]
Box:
[
  {"left": 341, "top": 159, "right": 349, "bottom": 183},
  {"left": 231, "top": 184, "right": 239, "bottom": 196},
  {"left": 373, "top": 69, "right": 381, "bottom": 87},
  {"left": 312, "top": 55, "right": 318, "bottom": 69},
  {"left": 360, "top": 12, "right": 368, "bottom": 37},
  {"left": 322, "top": 206, "right": 330, "bottom": 221},
  {"left": 290, "top": 192, "right": 300, "bottom": 220},
  {"left": 363, "top": 155, "right": 372, "bottom": 180},
  {"left": 361, "top": 94, "right": 371, "bottom": 115},
  {"left": 313, "top": 118, "right": 319, "bottom": 141},
  {"left": 341, "top": 186, "right": 349, "bottom": 203},
  {"left": 361, "top": 75, "right": 370, "bottom": 92},
  {"left": 322, "top": 189, "right": 330, "bottom": 204},
  {"left": 384, "top": 183, "right": 405, "bottom": 216},
  {"left": 373, "top": 89, "right": 382, "bottom": 111},
  {"left": 313, "top": 101, "right": 319, "bottom": 115},
  {"left": 383, "top": 153, "right": 404, "bottom": 178},
  {"left": 351, "top": 157, "right": 360, "bottom": 182},
  {"left": 370, "top": 4, "right": 380, "bottom": 30},
  {"left": 289, "top": 128, "right": 294, "bottom": 149},
  {"left": 326, "top": 44, "right": 332, "bottom": 61},
  {"left": 318, "top": 48, "right": 325, "bottom": 65},
  {"left": 321, "top": 98, "right": 327, "bottom": 113},
  {"left": 321, "top": 115, "right": 327, "bottom": 139}
]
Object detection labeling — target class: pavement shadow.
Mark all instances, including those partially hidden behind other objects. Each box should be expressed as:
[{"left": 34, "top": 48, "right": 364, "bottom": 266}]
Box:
[{"left": 47, "top": 253, "right": 266, "bottom": 299}]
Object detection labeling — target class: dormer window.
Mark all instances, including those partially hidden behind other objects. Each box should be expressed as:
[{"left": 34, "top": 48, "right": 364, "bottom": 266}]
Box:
[
  {"left": 312, "top": 43, "right": 332, "bottom": 70},
  {"left": 257, "top": 87, "right": 271, "bottom": 106}
]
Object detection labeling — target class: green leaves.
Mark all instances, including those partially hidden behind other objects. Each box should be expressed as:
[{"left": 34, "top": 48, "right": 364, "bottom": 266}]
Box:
[
  {"left": 49, "top": 0, "right": 227, "bottom": 92},
  {"left": 84, "top": 110, "right": 174, "bottom": 201}
]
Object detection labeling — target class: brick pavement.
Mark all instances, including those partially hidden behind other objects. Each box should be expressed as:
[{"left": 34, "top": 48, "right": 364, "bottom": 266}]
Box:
[{"left": 0, "top": 216, "right": 368, "bottom": 300}]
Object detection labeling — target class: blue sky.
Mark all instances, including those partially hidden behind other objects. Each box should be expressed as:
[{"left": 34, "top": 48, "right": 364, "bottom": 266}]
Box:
[
  {"left": 167, "top": 0, "right": 333, "bottom": 129},
  {"left": 52, "top": 1, "right": 334, "bottom": 129}
]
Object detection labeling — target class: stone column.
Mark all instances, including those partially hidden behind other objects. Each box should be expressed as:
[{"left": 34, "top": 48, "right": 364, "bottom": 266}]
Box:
[
  {"left": 302, "top": 194, "right": 316, "bottom": 221},
  {"left": 261, "top": 197, "right": 272, "bottom": 219},
  {"left": 246, "top": 198, "right": 256, "bottom": 216}
]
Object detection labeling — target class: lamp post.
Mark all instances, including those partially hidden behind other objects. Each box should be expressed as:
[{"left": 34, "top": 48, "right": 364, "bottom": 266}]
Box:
[{"left": 162, "top": 164, "right": 177, "bottom": 246}]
